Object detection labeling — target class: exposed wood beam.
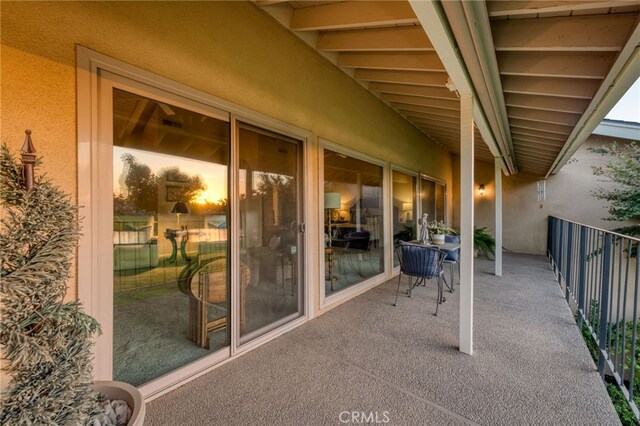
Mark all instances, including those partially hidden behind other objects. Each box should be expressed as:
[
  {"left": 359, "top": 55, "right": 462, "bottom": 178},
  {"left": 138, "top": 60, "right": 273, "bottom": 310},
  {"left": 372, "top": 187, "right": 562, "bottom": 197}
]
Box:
[
  {"left": 514, "top": 144, "right": 562, "bottom": 157},
  {"left": 492, "top": 14, "right": 637, "bottom": 51},
  {"left": 368, "top": 82, "right": 457, "bottom": 99},
  {"left": 487, "top": 1, "right": 640, "bottom": 17},
  {"left": 504, "top": 93, "right": 590, "bottom": 114},
  {"left": 497, "top": 51, "right": 615, "bottom": 79},
  {"left": 394, "top": 105, "right": 460, "bottom": 118},
  {"left": 413, "top": 121, "right": 460, "bottom": 132},
  {"left": 507, "top": 106, "right": 581, "bottom": 126},
  {"left": 256, "top": 0, "right": 289, "bottom": 5},
  {"left": 338, "top": 52, "right": 445, "bottom": 71},
  {"left": 403, "top": 112, "right": 461, "bottom": 124},
  {"left": 354, "top": 69, "right": 448, "bottom": 86},
  {"left": 508, "top": 118, "right": 573, "bottom": 135},
  {"left": 381, "top": 93, "right": 459, "bottom": 110},
  {"left": 501, "top": 75, "right": 600, "bottom": 99},
  {"left": 290, "top": 1, "right": 418, "bottom": 31},
  {"left": 317, "top": 26, "right": 432, "bottom": 52},
  {"left": 512, "top": 135, "right": 565, "bottom": 149},
  {"left": 514, "top": 139, "right": 561, "bottom": 154},
  {"left": 509, "top": 127, "right": 568, "bottom": 142},
  {"left": 410, "top": 118, "right": 460, "bottom": 128}
]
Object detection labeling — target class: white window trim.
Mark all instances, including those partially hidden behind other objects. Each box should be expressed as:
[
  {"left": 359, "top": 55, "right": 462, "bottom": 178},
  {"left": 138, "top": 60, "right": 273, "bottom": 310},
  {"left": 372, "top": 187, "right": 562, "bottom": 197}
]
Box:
[
  {"left": 77, "top": 46, "right": 314, "bottom": 400},
  {"left": 318, "top": 138, "right": 390, "bottom": 309}
]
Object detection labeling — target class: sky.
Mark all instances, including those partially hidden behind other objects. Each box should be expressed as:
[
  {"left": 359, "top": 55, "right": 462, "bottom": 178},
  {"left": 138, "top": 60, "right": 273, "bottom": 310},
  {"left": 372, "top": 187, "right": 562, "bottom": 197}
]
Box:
[{"left": 605, "top": 77, "right": 640, "bottom": 123}]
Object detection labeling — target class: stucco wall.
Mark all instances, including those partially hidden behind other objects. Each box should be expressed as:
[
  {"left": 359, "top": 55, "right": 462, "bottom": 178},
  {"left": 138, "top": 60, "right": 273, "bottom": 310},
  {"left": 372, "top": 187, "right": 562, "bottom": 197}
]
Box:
[
  {"left": 453, "top": 135, "right": 636, "bottom": 255},
  {"left": 1, "top": 2, "right": 452, "bottom": 305}
]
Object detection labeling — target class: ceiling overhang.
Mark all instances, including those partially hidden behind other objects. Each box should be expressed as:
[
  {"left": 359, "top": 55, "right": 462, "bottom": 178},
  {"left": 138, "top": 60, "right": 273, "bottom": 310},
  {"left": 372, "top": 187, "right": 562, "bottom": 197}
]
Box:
[{"left": 256, "top": 0, "right": 640, "bottom": 176}]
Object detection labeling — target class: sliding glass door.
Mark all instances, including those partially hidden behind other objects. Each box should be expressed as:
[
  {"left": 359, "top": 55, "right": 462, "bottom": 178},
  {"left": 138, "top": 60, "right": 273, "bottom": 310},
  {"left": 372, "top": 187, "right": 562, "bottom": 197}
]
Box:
[
  {"left": 112, "top": 88, "right": 230, "bottom": 386},
  {"left": 237, "top": 123, "right": 304, "bottom": 344}
]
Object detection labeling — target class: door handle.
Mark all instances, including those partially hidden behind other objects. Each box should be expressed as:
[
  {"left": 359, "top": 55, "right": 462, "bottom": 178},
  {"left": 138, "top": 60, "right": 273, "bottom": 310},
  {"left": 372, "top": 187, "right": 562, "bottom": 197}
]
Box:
[{"left": 299, "top": 223, "right": 306, "bottom": 233}]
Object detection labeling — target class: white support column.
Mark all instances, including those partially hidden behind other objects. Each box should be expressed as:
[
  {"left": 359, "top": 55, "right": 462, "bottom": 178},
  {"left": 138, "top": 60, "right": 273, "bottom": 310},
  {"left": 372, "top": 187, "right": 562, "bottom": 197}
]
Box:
[
  {"left": 460, "top": 93, "right": 474, "bottom": 355},
  {"left": 494, "top": 158, "right": 503, "bottom": 277}
]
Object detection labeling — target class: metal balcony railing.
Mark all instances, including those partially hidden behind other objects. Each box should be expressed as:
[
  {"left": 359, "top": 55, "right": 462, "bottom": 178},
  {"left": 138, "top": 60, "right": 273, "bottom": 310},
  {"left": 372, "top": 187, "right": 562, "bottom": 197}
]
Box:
[{"left": 548, "top": 216, "right": 640, "bottom": 420}]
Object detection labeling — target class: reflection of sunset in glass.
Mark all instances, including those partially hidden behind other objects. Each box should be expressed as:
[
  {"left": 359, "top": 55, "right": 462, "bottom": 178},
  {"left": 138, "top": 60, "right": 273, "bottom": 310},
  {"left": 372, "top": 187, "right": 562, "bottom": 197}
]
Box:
[
  {"left": 194, "top": 187, "right": 224, "bottom": 205},
  {"left": 113, "top": 146, "right": 227, "bottom": 202}
]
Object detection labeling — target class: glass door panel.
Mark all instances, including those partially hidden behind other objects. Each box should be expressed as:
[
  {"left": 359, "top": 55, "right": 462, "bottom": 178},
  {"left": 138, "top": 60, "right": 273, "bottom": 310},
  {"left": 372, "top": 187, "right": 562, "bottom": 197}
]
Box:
[
  {"left": 392, "top": 171, "right": 416, "bottom": 267},
  {"left": 112, "top": 88, "right": 230, "bottom": 386},
  {"left": 238, "top": 123, "right": 303, "bottom": 343}
]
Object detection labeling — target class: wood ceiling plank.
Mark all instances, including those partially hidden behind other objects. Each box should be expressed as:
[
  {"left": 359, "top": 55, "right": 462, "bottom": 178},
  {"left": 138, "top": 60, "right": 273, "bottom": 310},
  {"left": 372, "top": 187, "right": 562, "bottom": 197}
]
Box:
[
  {"left": 497, "top": 51, "right": 615, "bottom": 79},
  {"left": 509, "top": 127, "right": 568, "bottom": 142},
  {"left": 507, "top": 106, "right": 581, "bottom": 126},
  {"left": 492, "top": 14, "right": 637, "bottom": 51},
  {"left": 487, "top": 1, "right": 640, "bottom": 17},
  {"left": 411, "top": 121, "right": 460, "bottom": 131},
  {"left": 381, "top": 93, "right": 459, "bottom": 110},
  {"left": 501, "top": 75, "right": 600, "bottom": 99},
  {"left": 508, "top": 117, "right": 573, "bottom": 135},
  {"left": 512, "top": 134, "right": 566, "bottom": 148},
  {"left": 317, "top": 26, "right": 433, "bottom": 51},
  {"left": 290, "top": 1, "right": 418, "bottom": 31},
  {"left": 513, "top": 139, "right": 562, "bottom": 154},
  {"left": 394, "top": 105, "right": 460, "bottom": 118},
  {"left": 409, "top": 116, "right": 460, "bottom": 127},
  {"left": 403, "top": 112, "right": 460, "bottom": 125},
  {"left": 339, "top": 52, "right": 445, "bottom": 71},
  {"left": 504, "top": 93, "right": 590, "bottom": 114},
  {"left": 369, "top": 82, "right": 457, "bottom": 99},
  {"left": 514, "top": 147, "right": 561, "bottom": 160},
  {"left": 354, "top": 69, "right": 448, "bottom": 86}
]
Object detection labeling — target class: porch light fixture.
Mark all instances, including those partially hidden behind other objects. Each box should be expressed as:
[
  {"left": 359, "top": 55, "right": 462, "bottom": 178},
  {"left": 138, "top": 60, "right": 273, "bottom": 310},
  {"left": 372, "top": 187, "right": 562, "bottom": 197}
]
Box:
[
  {"left": 170, "top": 201, "right": 190, "bottom": 229},
  {"left": 478, "top": 184, "right": 485, "bottom": 196}
]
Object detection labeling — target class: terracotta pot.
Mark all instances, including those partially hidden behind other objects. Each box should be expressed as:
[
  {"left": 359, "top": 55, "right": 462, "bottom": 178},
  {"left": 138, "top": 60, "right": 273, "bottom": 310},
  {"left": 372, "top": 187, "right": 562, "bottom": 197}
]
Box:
[{"left": 93, "top": 380, "right": 145, "bottom": 426}]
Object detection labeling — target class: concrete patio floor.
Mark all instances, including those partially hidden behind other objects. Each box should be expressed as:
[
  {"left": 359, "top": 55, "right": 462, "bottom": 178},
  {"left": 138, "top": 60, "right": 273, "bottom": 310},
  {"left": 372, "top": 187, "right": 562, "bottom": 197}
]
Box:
[{"left": 146, "top": 253, "right": 620, "bottom": 425}]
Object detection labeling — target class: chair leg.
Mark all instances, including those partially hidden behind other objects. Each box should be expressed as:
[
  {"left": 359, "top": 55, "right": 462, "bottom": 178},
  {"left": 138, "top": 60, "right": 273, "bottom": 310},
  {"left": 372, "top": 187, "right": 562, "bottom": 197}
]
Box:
[
  {"left": 449, "top": 262, "right": 455, "bottom": 293},
  {"left": 394, "top": 273, "right": 402, "bottom": 306},
  {"left": 434, "top": 277, "right": 440, "bottom": 316}
]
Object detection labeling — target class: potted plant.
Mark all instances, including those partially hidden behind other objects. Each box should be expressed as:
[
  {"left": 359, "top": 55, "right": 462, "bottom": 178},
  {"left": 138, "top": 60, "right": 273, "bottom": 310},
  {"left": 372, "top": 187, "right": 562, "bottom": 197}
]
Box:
[
  {"left": 427, "top": 220, "right": 456, "bottom": 244},
  {"left": 474, "top": 227, "right": 496, "bottom": 258},
  {"left": 0, "top": 139, "right": 144, "bottom": 425}
]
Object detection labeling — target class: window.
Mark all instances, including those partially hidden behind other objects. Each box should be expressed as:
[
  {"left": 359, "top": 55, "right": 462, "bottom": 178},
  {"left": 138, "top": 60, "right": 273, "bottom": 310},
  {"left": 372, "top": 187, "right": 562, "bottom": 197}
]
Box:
[
  {"left": 392, "top": 169, "right": 417, "bottom": 267},
  {"left": 323, "top": 148, "right": 385, "bottom": 295}
]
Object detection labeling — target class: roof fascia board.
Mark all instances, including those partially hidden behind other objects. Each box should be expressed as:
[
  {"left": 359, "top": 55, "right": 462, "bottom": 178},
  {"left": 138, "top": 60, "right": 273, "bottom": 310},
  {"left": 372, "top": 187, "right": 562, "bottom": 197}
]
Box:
[{"left": 593, "top": 120, "right": 640, "bottom": 140}]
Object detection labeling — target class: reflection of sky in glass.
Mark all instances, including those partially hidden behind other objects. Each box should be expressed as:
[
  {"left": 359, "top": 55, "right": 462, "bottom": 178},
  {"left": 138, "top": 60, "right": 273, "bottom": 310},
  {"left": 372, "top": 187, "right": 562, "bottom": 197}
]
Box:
[{"left": 113, "top": 146, "right": 228, "bottom": 203}]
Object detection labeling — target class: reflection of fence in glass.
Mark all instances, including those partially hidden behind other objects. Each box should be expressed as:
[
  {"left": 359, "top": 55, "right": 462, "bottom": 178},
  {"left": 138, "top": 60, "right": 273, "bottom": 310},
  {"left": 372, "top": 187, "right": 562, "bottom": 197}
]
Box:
[{"left": 548, "top": 216, "right": 640, "bottom": 421}]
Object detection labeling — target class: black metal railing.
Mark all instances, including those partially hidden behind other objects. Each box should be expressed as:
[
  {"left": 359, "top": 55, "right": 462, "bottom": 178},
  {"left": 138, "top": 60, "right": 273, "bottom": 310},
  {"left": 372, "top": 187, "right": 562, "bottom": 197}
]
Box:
[{"left": 548, "top": 216, "right": 640, "bottom": 420}]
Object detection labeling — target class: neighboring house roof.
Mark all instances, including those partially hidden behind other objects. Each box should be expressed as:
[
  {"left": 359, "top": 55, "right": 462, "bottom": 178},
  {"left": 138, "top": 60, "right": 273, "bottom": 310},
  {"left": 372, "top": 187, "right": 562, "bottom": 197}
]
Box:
[
  {"left": 257, "top": 1, "right": 640, "bottom": 177},
  {"left": 593, "top": 119, "right": 640, "bottom": 141}
]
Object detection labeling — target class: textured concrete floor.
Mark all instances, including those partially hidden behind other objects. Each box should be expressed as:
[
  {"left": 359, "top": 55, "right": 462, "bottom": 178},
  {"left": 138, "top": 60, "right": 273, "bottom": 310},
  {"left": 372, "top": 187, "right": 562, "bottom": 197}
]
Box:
[{"left": 146, "top": 253, "right": 620, "bottom": 425}]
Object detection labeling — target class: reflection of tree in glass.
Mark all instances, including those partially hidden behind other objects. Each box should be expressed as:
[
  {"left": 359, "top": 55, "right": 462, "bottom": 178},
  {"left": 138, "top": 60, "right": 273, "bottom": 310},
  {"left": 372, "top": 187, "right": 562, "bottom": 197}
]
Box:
[
  {"left": 117, "top": 153, "right": 158, "bottom": 214},
  {"left": 114, "top": 154, "right": 206, "bottom": 216},
  {"left": 191, "top": 198, "right": 227, "bottom": 216},
  {"left": 158, "top": 166, "right": 204, "bottom": 204},
  {"left": 255, "top": 173, "right": 297, "bottom": 228}
]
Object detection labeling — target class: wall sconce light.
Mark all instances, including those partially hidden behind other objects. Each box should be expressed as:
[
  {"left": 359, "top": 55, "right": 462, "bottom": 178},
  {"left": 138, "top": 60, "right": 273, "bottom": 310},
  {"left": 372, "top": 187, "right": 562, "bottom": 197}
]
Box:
[{"left": 479, "top": 184, "right": 485, "bottom": 196}]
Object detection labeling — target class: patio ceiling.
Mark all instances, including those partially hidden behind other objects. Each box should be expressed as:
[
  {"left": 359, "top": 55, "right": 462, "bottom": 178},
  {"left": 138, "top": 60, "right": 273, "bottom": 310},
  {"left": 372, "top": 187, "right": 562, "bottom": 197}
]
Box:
[{"left": 256, "top": 0, "right": 640, "bottom": 176}]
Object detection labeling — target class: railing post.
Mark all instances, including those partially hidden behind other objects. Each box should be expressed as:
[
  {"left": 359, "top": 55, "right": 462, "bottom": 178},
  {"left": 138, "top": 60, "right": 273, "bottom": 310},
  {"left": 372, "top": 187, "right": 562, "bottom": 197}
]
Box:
[
  {"left": 598, "top": 233, "right": 612, "bottom": 378},
  {"left": 577, "top": 226, "right": 587, "bottom": 329},
  {"left": 557, "top": 219, "right": 564, "bottom": 285},
  {"left": 566, "top": 223, "right": 574, "bottom": 302}
]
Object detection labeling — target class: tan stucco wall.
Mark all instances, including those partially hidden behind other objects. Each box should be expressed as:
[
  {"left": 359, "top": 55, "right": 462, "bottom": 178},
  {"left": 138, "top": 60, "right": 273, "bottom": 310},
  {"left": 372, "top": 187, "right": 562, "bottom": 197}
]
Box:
[
  {"left": 453, "top": 135, "right": 636, "bottom": 255},
  {"left": 1, "top": 2, "right": 452, "bottom": 308}
]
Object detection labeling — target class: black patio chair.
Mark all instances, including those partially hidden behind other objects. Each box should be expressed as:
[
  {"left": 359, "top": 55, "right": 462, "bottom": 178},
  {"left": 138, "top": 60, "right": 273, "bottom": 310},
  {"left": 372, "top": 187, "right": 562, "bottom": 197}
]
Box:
[{"left": 394, "top": 241, "right": 447, "bottom": 316}]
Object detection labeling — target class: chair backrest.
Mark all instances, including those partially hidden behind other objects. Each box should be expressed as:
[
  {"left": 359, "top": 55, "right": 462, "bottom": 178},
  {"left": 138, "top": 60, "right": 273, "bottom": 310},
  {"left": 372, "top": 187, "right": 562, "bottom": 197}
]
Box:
[
  {"left": 443, "top": 235, "right": 460, "bottom": 261},
  {"left": 344, "top": 231, "right": 370, "bottom": 251},
  {"left": 396, "top": 242, "right": 445, "bottom": 279}
]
